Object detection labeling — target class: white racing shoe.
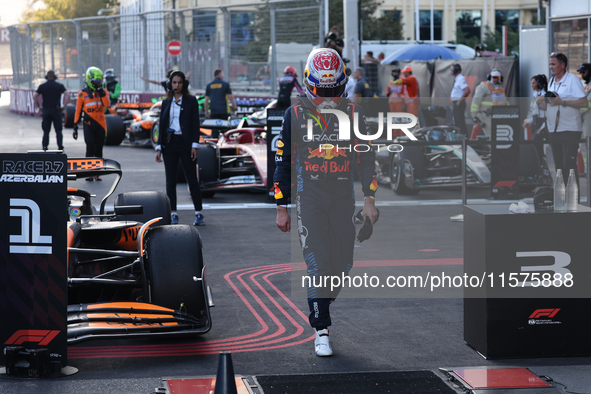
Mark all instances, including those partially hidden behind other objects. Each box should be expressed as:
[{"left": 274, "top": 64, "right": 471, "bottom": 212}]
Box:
[{"left": 314, "top": 328, "right": 333, "bottom": 357}]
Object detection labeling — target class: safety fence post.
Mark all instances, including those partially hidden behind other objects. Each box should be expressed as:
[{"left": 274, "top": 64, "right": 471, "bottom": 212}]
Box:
[
  {"left": 270, "top": 5, "right": 277, "bottom": 96},
  {"left": 49, "top": 24, "right": 55, "bottom": 72},
  {"left": 462, "top": 138, "right": 467, "bottom": 206}
]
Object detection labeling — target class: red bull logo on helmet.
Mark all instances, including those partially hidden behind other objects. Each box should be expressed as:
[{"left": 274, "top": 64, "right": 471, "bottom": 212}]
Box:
[{"left": 319, "top": 71, "right": 336, "bottom": 85}]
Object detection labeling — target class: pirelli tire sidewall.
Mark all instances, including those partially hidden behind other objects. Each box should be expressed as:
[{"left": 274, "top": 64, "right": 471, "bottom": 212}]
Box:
[
  {"left": 105, "top": 114, "right": 125, "bottom": 146},
  {"left": 151, "top": 120, "right": 159, "bottom": 149},
  {"left": 144, "top": 225, "right": 207, "bottom": 320},
  {"left": 390, "top": 146, "right": 422, "bottom": 195}
]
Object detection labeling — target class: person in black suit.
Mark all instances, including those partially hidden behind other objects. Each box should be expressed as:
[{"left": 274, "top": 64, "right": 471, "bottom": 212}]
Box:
[{"left": 155, "top": 70, "right": 204, "bottom": 226}]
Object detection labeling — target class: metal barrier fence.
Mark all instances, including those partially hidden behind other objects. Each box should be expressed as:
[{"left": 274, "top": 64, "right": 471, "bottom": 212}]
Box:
[{"left": 8, "top": 0, "right": 323, "bottom": 95}]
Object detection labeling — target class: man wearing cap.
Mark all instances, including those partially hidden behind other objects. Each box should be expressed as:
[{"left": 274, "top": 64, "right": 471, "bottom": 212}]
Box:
[
  {"left": 450, "top": 64, "right": 470, "bottom": 136},
  {"left": 470, "top": 69, "right": 506, "bottom": 137},
  {"left": 33, "top": 70, "right": 70, "bottom": 151},
  {"left": 394, "top": 66, "right": 419, "bottom": 116}
]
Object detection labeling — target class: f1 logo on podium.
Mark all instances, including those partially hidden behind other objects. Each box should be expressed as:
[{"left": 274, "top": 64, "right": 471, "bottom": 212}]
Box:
[{"left": 9, "top": 198, "right": 52, "bottom": 255}]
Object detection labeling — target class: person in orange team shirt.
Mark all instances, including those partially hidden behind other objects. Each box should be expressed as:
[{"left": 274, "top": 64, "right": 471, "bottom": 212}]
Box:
[
  {"left": 395, "top": 65, "right": 420, "bottom": 116},
  {"left": 73, "top": 66, "right": 110, "bottom": 181}
]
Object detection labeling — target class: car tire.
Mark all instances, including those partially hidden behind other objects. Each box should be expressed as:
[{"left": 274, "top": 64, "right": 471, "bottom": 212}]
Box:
[
  {"left": 390, "top": 149, "right": 421, "bottom": 195},
  {"left": 197, "top": 143, "right": 219, "bottom": 184},
  {"left": 144, "top": 225, "right": 206, "bottom": 319},
  {"left": 151, "top": 121, "right": 159, "bottom": 149},
  {"left": 114, "top": 191, "right": 171, "bottom": 225},
  {"left": 64, "top": 104, "right": 76, "bottom": 128},
  {"left": 105, "top": 114, "right": 125, "bottom": 146}
]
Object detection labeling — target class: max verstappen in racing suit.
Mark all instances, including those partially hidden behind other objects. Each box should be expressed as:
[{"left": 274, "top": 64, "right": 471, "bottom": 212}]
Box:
[{"left": 274, "top": 48, "right": 378, "bottom": 357}]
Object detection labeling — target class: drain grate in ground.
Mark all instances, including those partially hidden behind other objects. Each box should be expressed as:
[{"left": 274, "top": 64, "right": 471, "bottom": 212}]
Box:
[{"left": 255, "top": 370, "right": 455, "bottom": 394}]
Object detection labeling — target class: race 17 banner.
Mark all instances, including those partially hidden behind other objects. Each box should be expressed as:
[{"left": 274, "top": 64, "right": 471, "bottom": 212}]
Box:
[
  {"left": 0, "top": 153, "right": 68, "bottom": 367},
  {"left": 491, "top": 106, "right": 520, "bottom": 199}
]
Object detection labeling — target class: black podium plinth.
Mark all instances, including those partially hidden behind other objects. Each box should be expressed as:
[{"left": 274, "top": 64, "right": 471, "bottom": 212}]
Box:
[{"left": 464, "top": 204, "right": 591, "bottom": 358}]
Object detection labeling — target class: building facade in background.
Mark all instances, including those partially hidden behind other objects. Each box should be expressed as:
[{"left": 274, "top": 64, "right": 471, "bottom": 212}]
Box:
[
  {"left": 377, "top": 0, "right": 542, "bottom": 44},
  {"left": 0, "top": 28, "right": 11, "bottom": 75},
  {"left": 548, "top": 0, "right": 590, "bottom": 74}
]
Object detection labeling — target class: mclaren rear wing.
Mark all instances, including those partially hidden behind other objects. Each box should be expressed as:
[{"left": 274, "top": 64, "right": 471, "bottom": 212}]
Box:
[{"left": 67, "top": 158, "right": 122, "bottom": 214}]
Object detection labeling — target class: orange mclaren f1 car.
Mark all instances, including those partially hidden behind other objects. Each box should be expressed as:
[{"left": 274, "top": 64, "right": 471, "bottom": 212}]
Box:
[{"left": 66, "top": 158, "right": 213, "bottom": 343}]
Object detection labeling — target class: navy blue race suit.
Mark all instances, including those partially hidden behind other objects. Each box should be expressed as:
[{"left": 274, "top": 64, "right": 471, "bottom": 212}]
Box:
[
  {"left": 274, "top": 98, "right": 378, "bottom": 328},
  {"left": 277, "top": 75, "right": 304, "bottom": 109}
]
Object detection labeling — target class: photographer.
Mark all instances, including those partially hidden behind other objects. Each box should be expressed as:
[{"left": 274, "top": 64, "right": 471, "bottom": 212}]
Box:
[
  {"left": 324, "top": 26, "right": 344, "bottom": 57},
  {"left": 536, "top": 53, "right": 588, "bottom": 189}
]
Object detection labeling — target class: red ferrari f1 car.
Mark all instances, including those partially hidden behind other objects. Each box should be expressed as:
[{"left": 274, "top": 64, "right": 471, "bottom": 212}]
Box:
[
  {"left": 196, "top": 121, "right": 268, "bottom": 197},
  {"left": 66, "top": 158, "right": 213, "bottom": 343}
]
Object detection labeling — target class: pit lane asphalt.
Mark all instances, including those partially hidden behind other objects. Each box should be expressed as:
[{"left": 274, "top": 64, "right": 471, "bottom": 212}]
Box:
[{"left": 1, "top": 94, "right": 590, "bottom": 394}]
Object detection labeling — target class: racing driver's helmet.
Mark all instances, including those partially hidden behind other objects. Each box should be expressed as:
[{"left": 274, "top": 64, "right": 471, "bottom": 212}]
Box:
[
  {"left": 284, "top": 66, "right": 297, "bottom": 78},
  {"left": 303, "top": 48, "right": 348, "bottom": 108},
  {"left": 104, "top": 68, "right": 115, "bottom": 81},
  {"left": 85, "top": 67, "right": 104, "bottom": 91}
]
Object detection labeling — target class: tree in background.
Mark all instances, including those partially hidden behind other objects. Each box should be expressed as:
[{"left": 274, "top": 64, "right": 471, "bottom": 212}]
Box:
[
  {"left": 482, "top": 10, "right": 519, "bottom": 55},
  {"left": 21, "top": 0, "right": 119, "bottom": 22},
  {"left": 456, "top": 11, "right": 481, "bottom": 49},
  {"left": 482, "top": 24, "right": 519, "bottom": 56}
]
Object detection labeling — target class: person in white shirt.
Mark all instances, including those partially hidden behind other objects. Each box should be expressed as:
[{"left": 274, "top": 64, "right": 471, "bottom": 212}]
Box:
[
  {"left": 155, "top": 71, "right": 205, "bottom": 226},
  {"left": 536, "top": 52, "right": 588, "bottom": 188},
  {"left": 344, "top": 70, "right": 356, "bottom": 100},
  {"left": 450, "top": 63, "right": 470, "bottom": 135}
]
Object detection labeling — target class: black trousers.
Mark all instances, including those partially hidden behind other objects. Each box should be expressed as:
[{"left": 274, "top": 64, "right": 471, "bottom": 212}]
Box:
[
  {"left": 549, "top": 131, "right": 581, "bottom": 188},
  {"left": 297, "top": 178, "right": 355, "bottom": 328},
  {"left": 162, "top": 135, "right": 203, "bottom": 211},
  {"left": 83, "top": 122, "right": 105, "bottom": 158},
  {"left": 452, "top": 100, "right": 468, "bottom": 136},
  {"left": 42, "top": 108, "right": 63, "bottom": 149}
]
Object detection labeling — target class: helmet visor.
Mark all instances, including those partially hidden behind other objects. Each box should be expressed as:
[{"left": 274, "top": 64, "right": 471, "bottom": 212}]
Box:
[{"left": 307, "top": 83, "right": 346, "bottom": 98}]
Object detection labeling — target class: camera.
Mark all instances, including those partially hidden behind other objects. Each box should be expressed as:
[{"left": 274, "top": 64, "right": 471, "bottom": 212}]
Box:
[
  {"left": 325, "top": 32, "right": 337, "bottom": 43},
  {"left": 544, "top": 91, "right": 558, "bottom": 103}
]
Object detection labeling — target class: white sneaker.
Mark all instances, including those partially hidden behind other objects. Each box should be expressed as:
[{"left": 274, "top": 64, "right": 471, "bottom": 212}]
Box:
[{"left": 314, "top": 328, "right": 333, "bottom": 357}]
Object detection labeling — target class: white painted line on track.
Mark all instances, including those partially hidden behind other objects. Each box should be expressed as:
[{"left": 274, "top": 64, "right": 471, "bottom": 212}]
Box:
[{"left": 100, "top": 197, "right": 588, "bottom": 211}]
